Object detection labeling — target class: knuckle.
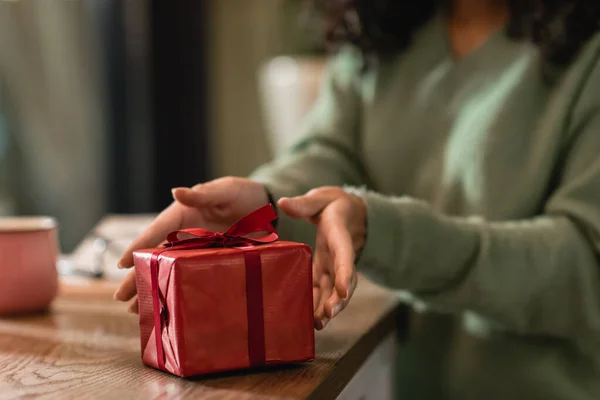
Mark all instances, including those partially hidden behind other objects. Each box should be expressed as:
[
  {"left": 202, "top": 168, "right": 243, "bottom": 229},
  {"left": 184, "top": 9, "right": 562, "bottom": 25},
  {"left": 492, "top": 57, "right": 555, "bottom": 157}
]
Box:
[
  {"left": 219, "top": 176, "right": 238, "bottom": 186},
  {"left": 306, "top": 187, "right": 323, "bottom": 196},
  {"left": 334, "top": 196, "right": 353, "bottom": 214},
  {"left": 323, "top": 186, "right": 342, "bottom": 196},
  {"left": 331, "top": 186, "right": 344, "bottom": 195},
  {"left": 316, "top": 240, "right": 328, "bottom": 252},
  {"left": 307, "top": 186, "right": 337, "bottom": 196},
  {"left": 337, "top": 195, "right": 351, "bottom": 207}
]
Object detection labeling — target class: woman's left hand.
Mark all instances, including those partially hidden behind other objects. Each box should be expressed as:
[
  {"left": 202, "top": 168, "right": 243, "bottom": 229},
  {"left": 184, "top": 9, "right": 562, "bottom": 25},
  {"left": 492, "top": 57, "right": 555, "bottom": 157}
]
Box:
[{"left": 278, "top": 187, "right": 367, "bottom": 330}]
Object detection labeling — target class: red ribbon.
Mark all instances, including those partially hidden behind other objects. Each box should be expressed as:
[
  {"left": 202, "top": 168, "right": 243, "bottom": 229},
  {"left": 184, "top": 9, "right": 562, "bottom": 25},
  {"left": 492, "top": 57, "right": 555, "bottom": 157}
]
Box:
[{"left": 149, "top": 204, "right": 278, "bottom": 371}]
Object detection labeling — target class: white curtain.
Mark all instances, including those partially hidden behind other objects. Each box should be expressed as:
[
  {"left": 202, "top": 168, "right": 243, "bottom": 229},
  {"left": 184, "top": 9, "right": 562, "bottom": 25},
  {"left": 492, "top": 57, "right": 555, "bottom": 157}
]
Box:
[
  {"left": 210, "top": 0, "right": 283, "bottom": 177},
  {"left": 0, "top": 1, "right": 107, "bottom": 251}
]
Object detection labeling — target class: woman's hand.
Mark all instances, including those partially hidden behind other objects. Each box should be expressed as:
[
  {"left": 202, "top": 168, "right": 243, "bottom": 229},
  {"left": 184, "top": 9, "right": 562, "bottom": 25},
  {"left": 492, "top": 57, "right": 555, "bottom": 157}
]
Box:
[
  {"left": 114, "top": 177, "right": 269, "bottom": 313},
  {"left": 278, "top": 187, "right": 367, "bottom": 329}
]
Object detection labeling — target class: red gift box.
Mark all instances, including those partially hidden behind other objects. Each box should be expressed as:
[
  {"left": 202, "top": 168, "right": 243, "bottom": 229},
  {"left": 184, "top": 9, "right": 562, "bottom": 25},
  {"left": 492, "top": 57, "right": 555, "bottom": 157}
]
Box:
[{"left": 133, "top": 205, "right": 315, "bottom": 377}]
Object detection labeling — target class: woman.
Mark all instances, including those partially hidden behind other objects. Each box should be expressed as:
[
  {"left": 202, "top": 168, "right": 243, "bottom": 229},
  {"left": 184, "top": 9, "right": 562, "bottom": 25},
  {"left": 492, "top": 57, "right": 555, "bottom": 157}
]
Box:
[{"left": 115, "top": 1, "right": 600, "bottom": 398}]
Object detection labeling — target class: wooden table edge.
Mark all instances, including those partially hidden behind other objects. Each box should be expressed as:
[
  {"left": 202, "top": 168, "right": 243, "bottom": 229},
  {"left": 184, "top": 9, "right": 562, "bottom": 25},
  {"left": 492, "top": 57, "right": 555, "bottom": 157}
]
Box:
[{"left": 308, "top": 301, "right": 401, "bottom": 400}]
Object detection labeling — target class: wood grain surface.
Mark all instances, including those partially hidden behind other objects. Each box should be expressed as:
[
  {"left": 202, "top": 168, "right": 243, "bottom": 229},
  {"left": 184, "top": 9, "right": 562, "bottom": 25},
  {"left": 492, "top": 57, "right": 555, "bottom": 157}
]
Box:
[{"left": 0, "top": 275, "right": 399, "bottom": 400}]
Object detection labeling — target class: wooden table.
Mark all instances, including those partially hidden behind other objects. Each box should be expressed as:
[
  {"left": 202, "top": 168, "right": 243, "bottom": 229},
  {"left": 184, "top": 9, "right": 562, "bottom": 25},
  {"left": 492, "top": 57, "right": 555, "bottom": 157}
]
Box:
[{"left": 0, "top": 276, "right": 400, "bottom": 399}]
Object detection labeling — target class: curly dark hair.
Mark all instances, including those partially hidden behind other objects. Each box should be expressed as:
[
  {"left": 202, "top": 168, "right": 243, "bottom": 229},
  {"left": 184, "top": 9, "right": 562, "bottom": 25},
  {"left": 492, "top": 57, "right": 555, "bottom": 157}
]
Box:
[{"left": 315, "top": 0, "right": 600, "bottom": 77}]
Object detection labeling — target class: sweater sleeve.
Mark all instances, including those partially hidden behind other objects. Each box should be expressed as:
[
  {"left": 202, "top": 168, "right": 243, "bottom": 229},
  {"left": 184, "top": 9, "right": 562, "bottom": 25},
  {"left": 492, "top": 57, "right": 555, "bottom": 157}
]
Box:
[
  {"left": 251, "top": 48, "right": 365, "bottom": 244},
  {"left": 355, "top": 62, "right": 600, "bottom": 339}
]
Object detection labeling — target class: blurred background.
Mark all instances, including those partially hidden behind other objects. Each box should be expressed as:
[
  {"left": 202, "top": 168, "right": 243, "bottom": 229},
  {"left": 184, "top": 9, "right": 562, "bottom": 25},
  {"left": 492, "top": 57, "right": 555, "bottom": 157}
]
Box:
[{"left": 0, "top": 0, "right": 327, "bottom": 253}]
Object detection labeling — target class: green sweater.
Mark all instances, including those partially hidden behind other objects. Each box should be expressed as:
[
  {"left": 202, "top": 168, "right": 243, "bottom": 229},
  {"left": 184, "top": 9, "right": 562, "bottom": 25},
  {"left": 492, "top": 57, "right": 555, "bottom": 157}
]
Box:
[{"left": 252, "top": 14, "right": 600, "bottom": 400}]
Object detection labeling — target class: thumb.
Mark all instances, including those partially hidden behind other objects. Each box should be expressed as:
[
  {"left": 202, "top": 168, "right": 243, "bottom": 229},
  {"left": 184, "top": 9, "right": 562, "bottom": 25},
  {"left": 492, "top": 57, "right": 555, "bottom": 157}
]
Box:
[
  {"left": 172, "top": 181, "right": 234, "bottom": 209},
  {"left": 278, "top": 194, "right": 332, "bottom": 220},
  {"left": 172, "top": 187, "right": 203, "bottom": 208}
]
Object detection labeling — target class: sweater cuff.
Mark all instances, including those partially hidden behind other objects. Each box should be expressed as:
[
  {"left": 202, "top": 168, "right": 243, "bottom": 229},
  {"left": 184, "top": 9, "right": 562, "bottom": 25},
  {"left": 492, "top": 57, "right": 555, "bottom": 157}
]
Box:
[
  {"left": 345, "top": 187, "right": 399, "bottom": 268},
  {"left": 342, "top": 186, "right": 414, "bottom": 284}
]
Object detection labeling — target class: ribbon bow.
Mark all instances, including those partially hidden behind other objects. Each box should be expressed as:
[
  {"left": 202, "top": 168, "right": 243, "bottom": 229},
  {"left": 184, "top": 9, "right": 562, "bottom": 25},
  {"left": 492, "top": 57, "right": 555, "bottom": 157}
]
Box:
[
  {"left": 150, "top": 204, "right": 279, "bottom": 371},
  {"left": 164, "top": 203, "right": 279, "bottom": 249}
]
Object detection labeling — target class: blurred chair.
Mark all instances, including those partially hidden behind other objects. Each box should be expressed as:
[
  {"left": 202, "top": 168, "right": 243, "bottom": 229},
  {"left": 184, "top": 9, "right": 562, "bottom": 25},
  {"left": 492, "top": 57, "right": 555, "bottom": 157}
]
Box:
[{"left": 258, "top": 56, "right": 325, "bottom": 157}]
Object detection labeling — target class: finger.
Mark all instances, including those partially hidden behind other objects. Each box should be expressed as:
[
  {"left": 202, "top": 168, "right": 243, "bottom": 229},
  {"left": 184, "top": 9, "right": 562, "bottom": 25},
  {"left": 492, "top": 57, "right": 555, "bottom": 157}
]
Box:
[
  {"left": 278, "top": 188, "right": 340, "bottom": 221},
  {"left": 173, "top": 178, "right": 238, "bottom": 209},
  {"left": 326, "top": 218, "right": 356, "bottom": 300},
  {"left": 324, "top": 271, "right": 358, "bottom": 320},
  {"left": 128, "top": 297, "right": 139, "bottom": 314},
  {"left": 311, "top": 232, "right": 329, "bottom": 313},
  {"left": 347, "top": 269, "right": 358, "bottom": 301},
  {"left": 315, "top": 273, "right": 332, "bottom": 320},
  {"left": 314, "top": 273, "right": 333, "bottom": 330},
  {"left": 312, "top": 232, "right": 330, "bottom": 310},
  {"left": 324, "top": 291, "right": 343, "bottom": 320},
  {"left": 312, "top": 232, "right": 329, "bottom": 286},
  {"left": 313, "top": 286, "right": 320, "bottom": 314},
  {"left": 312, "top": 244, "right": 324, "bottom": 312},
  {"left": 114, "top": 269, "right": 137, "bottom": 302},
  {"left": 118, "top": 202, "right": 183, "bottom": 268}
]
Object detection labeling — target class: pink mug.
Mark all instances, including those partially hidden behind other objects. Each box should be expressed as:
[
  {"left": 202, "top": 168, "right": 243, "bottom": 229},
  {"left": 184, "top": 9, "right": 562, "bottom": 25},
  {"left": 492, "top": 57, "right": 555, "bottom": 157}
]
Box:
[{"left": 0, "top": 217, "right": 59, "bottom": 314}]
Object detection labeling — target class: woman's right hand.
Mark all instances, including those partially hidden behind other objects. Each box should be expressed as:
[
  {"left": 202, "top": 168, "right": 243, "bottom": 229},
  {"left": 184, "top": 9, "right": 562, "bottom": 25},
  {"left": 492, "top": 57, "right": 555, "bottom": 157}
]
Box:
[{"left": 113, "top": 177, "right": 270, "bottom": 312}]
